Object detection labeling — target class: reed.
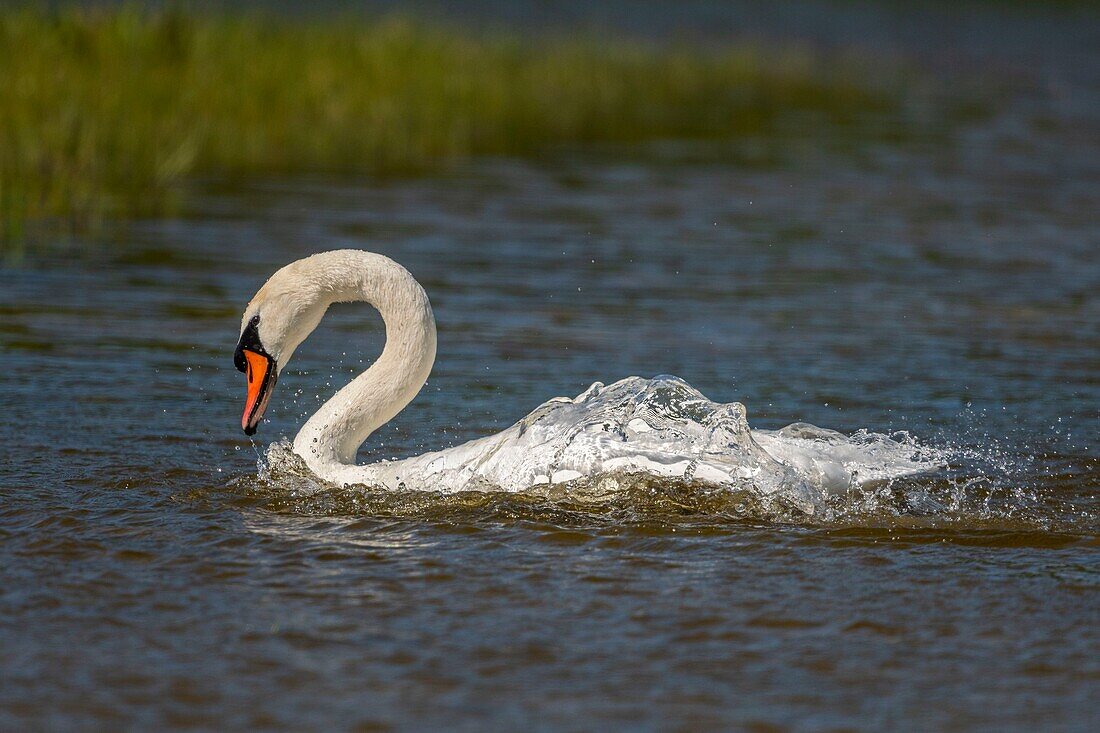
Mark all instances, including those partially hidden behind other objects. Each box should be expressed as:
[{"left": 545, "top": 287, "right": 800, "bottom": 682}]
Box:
[{"left": 1, "top": 6, "right": 914, "bottom": 247}]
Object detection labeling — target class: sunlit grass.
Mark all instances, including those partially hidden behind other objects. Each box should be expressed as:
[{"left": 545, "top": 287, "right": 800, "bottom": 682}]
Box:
[{"left": 1, "top": 6, "right": 920, "bottom": 247}]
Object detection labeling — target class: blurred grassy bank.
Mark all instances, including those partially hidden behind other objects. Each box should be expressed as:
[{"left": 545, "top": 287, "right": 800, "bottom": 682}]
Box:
[{"left": 2, "top": 6, "right": 921, "bottom": 248}]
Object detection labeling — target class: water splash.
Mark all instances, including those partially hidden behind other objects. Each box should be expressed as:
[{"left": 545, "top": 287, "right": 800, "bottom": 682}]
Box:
[
  {"left": 235, "top": 438, "right": 1093, "bottom": 537},
  {"left": 288, "top": 375, "right": 953, "bottom": 515},
  {"left": 229, "top": 379, "right": 1100, "bottom": 535},
  {"left": 229, "top": 376, "right": 1084, "bottom": 531}
]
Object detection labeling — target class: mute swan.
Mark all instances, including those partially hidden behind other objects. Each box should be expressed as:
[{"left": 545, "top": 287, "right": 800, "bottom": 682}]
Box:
[{"left": 236, "top": 250, "right": 936, "bottom": 508}]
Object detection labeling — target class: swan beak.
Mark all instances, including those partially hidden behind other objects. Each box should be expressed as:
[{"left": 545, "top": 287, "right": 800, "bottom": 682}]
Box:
[{"left": 239, "top": 349, "right": 277, "bottom": 436}]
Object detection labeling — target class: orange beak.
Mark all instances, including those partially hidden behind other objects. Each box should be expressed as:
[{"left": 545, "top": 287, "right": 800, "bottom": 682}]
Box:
[{"left": 241, "top": 349, "right": 277, "bottom": 435}]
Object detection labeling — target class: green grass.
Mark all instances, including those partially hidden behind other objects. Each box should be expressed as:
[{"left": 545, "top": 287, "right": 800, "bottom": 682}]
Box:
[{"left": 1, "top": 5, "right": 917, "bottom": 247}]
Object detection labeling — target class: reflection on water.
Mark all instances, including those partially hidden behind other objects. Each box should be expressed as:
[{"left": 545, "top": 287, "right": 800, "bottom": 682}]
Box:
[{"left": 2, "top": 2, "right": 1099, "bottom": 730}]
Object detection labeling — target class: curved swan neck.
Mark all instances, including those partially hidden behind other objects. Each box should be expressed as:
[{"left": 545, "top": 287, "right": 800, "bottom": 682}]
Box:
[{"left": 290, "top": 251, "right": 436, "bottom": 475}]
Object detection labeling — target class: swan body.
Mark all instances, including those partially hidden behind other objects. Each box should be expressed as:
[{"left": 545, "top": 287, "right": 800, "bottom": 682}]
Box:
[{"left": 236, "top": 250, "right": 936, "bottom": 509}]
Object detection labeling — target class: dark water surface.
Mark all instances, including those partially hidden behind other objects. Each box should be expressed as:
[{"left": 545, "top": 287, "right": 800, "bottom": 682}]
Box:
[{"left": 3, "top": 5, "right": 1100, "bottom": 733}]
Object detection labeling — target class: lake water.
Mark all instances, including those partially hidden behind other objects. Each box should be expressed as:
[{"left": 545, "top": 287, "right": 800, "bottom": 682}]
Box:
[{"left": 2, "top": 3, "right": 1099, "bottom": 732}]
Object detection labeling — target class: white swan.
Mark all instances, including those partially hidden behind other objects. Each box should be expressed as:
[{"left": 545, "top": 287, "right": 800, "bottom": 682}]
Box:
[{"left": 236, "top": 250, "right": 937, "bottom": 509}]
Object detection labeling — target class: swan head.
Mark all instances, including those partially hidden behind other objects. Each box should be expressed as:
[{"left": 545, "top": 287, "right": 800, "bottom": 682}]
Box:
[{"left": 235, "top": 264, "right": 329, "bottom": 435}]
